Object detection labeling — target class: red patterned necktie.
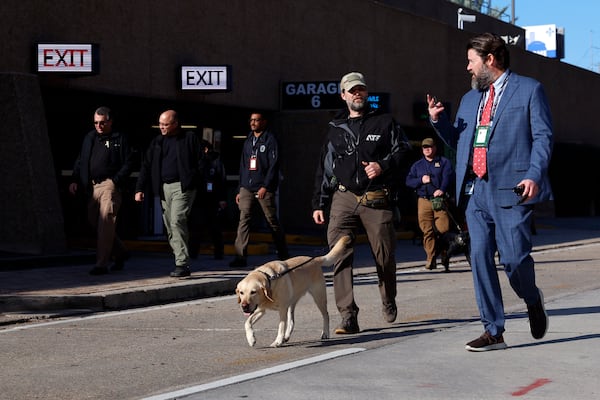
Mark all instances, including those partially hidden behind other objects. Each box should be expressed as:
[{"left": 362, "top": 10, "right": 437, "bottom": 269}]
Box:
[{"left": 473, "top": 84, "right": 495, "bottom": 178}]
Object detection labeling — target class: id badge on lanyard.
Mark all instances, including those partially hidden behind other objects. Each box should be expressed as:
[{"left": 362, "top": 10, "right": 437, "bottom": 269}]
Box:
[
  {"left": 249, "top": 155, "right": 258, "bottom": 171},
  {"left": 473, "top": 125, "right": 491, "bottom": 148}
]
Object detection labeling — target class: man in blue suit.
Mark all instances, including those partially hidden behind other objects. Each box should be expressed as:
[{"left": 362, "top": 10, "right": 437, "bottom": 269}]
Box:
[{"left": 428, "top": 33, "right": 552, "bottom": 351}]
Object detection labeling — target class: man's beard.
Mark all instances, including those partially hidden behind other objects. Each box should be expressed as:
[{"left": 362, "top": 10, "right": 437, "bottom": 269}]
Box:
[
  {"left": 349, "top": 99, "right": 366, "bottom": 112},
  {"left": 471, "top": 65, "right": 495, "bottom": 90}
]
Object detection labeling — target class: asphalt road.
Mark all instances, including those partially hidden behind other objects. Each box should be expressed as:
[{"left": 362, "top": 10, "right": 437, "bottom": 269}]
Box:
[{"left": 2, "top": 238, "right": 600, "bottom": 399}]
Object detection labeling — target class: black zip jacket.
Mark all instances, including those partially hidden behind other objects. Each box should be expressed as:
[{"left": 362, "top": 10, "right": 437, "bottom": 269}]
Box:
[
  {"left": 312, "top": 107, "right": 410, "bottom": 210},
  {"left": 135, "top": 130, "right": 203, "bottom": 198},
  {"left": 238, "top": 129, "right": 280, "bottom": 192},
  {"left": 71, "top": 130, "right": 134, "bottom": 192},
  {"left": 201, "top": 150, "right": 226, "bottom": 201}
]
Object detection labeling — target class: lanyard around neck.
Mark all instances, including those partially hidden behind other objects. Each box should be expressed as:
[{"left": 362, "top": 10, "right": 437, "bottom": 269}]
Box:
[{"left": 477, "top": 71, "right": 510, "bottom": 123}]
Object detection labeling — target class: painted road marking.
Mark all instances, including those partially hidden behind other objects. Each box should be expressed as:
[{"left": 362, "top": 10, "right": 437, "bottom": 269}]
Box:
[
  {"left": 141, "top": 348, "right": 366, "bottom": 400},
  {"left": 511, "top": 378, "right": 552, "bottom": 396}
]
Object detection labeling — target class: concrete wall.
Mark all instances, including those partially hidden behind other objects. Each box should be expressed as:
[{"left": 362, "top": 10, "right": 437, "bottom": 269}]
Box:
[
  {"left": 2, "top": 0, "right": 597, "bottom": 136},
  {"left": 0, "top": 73, "right": 66, "bottom": 254},
  {"left": 1, "top": 0, "right": 599, "bottom": 231}
]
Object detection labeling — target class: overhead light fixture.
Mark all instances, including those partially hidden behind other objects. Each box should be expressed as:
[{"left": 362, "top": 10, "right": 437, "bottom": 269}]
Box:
[
  {"left": 150, "top": 125, "right": 198, "bottom": 129},
  {"left": 457, "top": 8, "right": 476, "bottom": 30}
]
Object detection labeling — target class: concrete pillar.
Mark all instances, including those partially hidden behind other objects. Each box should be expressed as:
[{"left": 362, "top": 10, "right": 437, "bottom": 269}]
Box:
[{"left": 0, "top": 73, "right": 66, "bottom": 254}]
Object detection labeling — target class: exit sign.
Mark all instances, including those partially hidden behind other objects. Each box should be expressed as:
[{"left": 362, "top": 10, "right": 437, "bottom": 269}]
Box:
[
  {"left": 180, "top": 65, "right": 231, "bottom": 91},
  {"left": 37, "top": 43, "right": 97, "bottom": 73}
]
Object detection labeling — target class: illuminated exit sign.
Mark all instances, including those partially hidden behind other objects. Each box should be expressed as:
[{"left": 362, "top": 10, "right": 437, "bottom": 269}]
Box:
[
  {"left": 180, "top": 65, "right": 231, "bottom": 91},
  {"left": 37, "top": 44, "right": 97, "bottom": 73}
]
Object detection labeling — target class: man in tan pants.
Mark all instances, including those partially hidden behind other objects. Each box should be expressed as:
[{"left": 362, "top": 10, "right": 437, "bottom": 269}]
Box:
[
  {"left": 312, "top": 72, "right": 410, "bottom": 334},
  {"left": 405, "top": 138, "right": 454, "bottom": 271},
  {"left": 70, "top": 107, "right": 134, "bottom": 275}
]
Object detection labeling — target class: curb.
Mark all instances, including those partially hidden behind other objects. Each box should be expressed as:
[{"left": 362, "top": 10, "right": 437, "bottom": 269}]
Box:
[
  {"left": 3, "top": 237, "right": 597, "bottom": 318},
  {"left": 0, "top": 276, "right": 240, "bottom": 314},
  {"left": 0, "top": 260, "right": 425, "bottom": 315}
]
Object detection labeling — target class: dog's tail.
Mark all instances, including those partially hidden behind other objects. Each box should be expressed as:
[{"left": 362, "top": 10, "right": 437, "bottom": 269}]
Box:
[{"left": 320, "top": 235, "right": 352, "bottom": 266}]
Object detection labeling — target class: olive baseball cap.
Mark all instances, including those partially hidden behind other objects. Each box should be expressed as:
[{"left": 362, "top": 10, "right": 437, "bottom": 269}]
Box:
[
  {"left": 422, "top": 138, "right": 435, "bottom": 147},
  {"left": 340, "top": 72, "right": 367, "bottom": 92}
]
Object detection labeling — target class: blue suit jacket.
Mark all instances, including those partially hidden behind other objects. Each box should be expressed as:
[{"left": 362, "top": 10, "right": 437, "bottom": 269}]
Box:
[{"left": 433, "top": 71, "right": 553, "bottom": 207}]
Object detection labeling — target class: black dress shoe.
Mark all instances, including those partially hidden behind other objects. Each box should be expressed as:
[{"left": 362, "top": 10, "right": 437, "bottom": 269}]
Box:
[
  {"left": 528, "top": 289, "right": 548, "bottom": 339},
  {"left": 170, "top": 266, "right": 191, "bottom": 277},
  {"left": 89, "top": 266, "right": 109, "bottom": 275}
]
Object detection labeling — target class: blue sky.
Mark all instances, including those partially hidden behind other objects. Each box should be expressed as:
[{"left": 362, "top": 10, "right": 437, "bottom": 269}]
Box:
[{"left": 500, "top": 0, "right": 600, "bottom": 72}]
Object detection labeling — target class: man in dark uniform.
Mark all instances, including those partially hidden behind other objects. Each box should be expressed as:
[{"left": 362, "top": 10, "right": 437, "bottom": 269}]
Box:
[
  {"left": 69, "top": 106, "right": 134, "bottom": 275},
  {"left": 189, "top": 140, "right": 227, "bottom": 260},
  {"left": 312, "top": 72, "right": 410, "bottom": 334},
  {"left": 405, "top": 138, "right": 454, "bottom": 271},
  {"left": 229, "top": 112, "right": 289, "bottom": 268}
]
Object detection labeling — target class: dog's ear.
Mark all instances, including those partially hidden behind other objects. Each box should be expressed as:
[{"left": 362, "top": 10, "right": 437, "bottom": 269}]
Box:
[
  {"left": 262, "top": 286, "right": 275, "bottom": 302},
  {"left": 235, "top": 287, "right": 241, "bottom": 303}
]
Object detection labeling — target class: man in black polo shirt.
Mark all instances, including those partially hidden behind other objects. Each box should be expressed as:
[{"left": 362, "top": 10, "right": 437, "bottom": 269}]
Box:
[{"left": 70, "top": 106, "right": 134, "bottom": 275}]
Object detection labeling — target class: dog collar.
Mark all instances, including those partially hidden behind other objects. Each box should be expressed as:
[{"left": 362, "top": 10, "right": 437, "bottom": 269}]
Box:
[{"left": 259, "top": 270, "right": 279, "bottom": 283}]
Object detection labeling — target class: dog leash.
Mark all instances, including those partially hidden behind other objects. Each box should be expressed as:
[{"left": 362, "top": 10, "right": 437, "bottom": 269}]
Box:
[
  {"left": 442, "top": 201, "right": 465, "bottom": 233},
  {"left": 258, "top": 256, "right": 318, "bottom": 283},
  {"left": 261, "top": 231, "right": 355, "bottom": 283}
]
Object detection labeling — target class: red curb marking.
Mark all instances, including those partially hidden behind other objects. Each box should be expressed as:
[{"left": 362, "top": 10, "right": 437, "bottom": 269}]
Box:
[{"left": 511, "top": 378, "right": 552, "bottom": 396}]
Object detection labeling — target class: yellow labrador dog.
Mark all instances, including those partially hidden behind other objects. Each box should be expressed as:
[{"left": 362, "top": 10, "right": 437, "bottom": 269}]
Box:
[{"left": 236, "top": 235, "right": 351, "bottom": 347}]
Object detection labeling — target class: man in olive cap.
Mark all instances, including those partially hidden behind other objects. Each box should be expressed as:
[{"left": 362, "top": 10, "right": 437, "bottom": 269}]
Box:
[
  {"left": 312, "top": 72, "right": 410, "bottom": 334},
  {"left": 405, "top": 138, "right": 454, "bottom": 270}
]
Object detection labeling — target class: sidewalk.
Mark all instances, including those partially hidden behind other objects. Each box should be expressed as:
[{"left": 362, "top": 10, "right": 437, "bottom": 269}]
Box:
[{"left": 1, "top": 217, "right": 599, "bottom": 324}]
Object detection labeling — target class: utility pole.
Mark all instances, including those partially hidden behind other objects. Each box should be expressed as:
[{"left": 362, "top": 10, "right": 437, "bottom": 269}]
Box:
[{"left": 511, "top": 0, "right": 515, "bottom": 24}]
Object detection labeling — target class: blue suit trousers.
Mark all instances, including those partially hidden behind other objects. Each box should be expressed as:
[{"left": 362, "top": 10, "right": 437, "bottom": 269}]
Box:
[{"left": 466, "top": 178, "right": 539, "bottom": 337}]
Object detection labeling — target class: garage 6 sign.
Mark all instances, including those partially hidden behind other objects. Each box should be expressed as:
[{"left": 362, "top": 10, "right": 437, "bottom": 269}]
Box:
[{"left": 281, "top": 81, "right": 389, "bottom": 112}]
